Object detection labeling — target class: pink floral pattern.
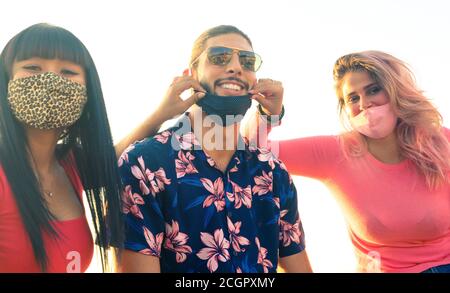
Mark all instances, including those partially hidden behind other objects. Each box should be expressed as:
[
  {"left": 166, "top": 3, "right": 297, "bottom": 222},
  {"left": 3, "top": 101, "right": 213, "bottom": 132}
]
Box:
[
  {"left": 201, "top": 177, "right": 225, "bottom": 212},
  {"left": 280, "top": 211, "right": 302, "bottom": 247},
  {"left": 255, "top": 237, "right": 273, "bottom": 273},
  {"left": 175, "top": 132, "right": 200, "bottom": 150},
  {"left": 252, "top": 170, "right": 273, "bottom": 196},
  {"left": 273, "top": 197, "right": 280, "bottom": 209},
  {"left": 118, "top": 144, "right": 135, "bottom": 167},
  {"left": 131, "top": 156, "right": 171, "bottom": 196},
  {"left": 164, "top": 220, "right": 192, "bottom": 263},
  {"left": 227, "top": 217, "right": 250, "bottom": 253},
  {"left": 139, "top": 226, "right": 164, "bottom": 257},
  {"left": 122, "top": 185, "right": 145, "bottom": 219},
  {"left": 207, "top": 156, "right": 216, "bottom": 167},
  {"left": 197, "top": 229, "right": 231, "bottom": 273},
  {"left": 257, "top": 147, "right": 279, "bottom": 170},
  {"left": 120, "top": 121, "right": 304, "bottom": 272},
  {"left": 155, "top": 130, "right": 172, "bottom": 144},
  {"left": 229, "top": 157, "right": 241, "bottom": 173},
  {"left": 226, "top": 181, "right": 252, "bottom": 209},
  {"left": 175, "top": 151, "right": 198, "bottom": 178}
]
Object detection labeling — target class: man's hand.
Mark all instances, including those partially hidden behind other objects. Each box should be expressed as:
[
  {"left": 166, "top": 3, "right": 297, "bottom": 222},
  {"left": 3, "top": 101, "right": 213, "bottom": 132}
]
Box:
[
  {"left": 155, "top": 69, "right": 206, "bottom": 122},
  {"left": 249, "top": 78, "right": 284, "bottom": 116}
]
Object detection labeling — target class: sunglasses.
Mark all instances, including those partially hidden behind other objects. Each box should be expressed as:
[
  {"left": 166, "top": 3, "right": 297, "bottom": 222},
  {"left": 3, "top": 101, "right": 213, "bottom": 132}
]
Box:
[{"left": 194, "top": 46, "right": 263, "bottom": 72}]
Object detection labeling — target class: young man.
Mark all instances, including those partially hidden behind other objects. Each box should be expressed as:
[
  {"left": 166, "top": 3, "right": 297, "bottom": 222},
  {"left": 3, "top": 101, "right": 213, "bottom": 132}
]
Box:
[{"left": 118, "top": 25, "right": 312, "bottom": 273}]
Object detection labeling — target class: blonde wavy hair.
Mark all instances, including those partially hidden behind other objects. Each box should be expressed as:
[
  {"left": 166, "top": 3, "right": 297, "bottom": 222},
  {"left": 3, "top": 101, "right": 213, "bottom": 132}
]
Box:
[{"left": 333, "top": 50, "right": 450, "bottom": 189}]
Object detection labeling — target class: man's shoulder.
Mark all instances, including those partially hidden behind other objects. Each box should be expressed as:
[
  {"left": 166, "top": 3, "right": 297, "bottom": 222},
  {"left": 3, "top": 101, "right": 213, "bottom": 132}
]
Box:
[
  {"left": 120, "top": 123, "right": 203, "bottom": 165},
  {"left": 118, "top": 128, "right": 180, "bottom": 170},
  {"left": 130, "top": 129, "right": 176, "bottom": 155},
  {"left": 130, "top": 113, "right": 199, "bottom": 155}
]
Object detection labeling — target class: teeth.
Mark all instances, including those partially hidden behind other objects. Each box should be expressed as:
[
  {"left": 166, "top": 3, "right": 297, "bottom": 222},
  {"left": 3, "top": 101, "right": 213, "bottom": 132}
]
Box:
[{"left": 220, "top": 83, "right": 242, "bottom": 91}]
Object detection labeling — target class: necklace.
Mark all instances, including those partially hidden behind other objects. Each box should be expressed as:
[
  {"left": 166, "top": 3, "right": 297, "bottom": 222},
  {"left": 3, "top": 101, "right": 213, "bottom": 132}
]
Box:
[
  {"left": 35, "top": 174, "right": 56, "bottom": 198},
  {"left": 26, "top": 148, "right": 58, "bottom": 198},
  {"left": 44, "top": 190, "right": 54, "bottom": 197},
  {"left": 41, "top": 173, "right": 57, "bottom": 198}
]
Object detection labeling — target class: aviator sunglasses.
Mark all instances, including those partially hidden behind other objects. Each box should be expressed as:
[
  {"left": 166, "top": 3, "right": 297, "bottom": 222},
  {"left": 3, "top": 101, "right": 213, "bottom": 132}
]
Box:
[{"left": 192, "top": 46, "right": 263, "bottom": 72}]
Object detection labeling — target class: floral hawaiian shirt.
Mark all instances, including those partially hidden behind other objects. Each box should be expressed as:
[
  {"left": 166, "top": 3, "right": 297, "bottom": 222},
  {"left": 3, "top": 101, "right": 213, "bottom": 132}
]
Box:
[{"left": 119, "top": 114, "right": 305, "bottom": 273}]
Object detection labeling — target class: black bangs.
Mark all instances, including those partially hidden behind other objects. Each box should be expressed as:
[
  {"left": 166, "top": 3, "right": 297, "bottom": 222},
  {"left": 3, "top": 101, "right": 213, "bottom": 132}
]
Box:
[{"left": 3, "top": 23, "right": 89, "bottom": 74}]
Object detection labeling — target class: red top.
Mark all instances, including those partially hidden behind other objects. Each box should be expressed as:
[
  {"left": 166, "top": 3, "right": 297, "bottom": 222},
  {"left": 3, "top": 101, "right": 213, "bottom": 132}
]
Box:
[{"left": 0, "top": 155, "right": 93, "bottom": 272}]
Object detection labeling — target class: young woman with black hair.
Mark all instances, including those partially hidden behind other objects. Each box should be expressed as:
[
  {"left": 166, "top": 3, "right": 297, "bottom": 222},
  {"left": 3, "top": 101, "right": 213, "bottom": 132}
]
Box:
[{"left": 0, "top": 23, "right": 191, "bottom": 272}]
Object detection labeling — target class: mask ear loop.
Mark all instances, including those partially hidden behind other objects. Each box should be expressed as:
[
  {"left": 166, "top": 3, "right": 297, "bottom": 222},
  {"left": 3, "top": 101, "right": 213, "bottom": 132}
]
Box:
[
  {"left": 183, "top": 68, "right": 196, "bottom": 99},
  {"left": 58, "top": 128, "right": 69, "bottom": 140}
]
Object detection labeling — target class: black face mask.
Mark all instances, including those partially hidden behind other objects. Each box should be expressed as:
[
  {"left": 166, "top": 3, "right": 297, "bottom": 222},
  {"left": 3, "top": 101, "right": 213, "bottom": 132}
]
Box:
[{"left": 196, "top": 92, "right": 252, "bottom": 126}]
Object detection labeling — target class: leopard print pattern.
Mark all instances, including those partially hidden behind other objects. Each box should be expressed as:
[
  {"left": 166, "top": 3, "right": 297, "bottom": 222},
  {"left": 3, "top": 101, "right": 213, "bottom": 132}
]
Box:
[{"left": 7, "top": 72, "right": 87, "bottom": 129}]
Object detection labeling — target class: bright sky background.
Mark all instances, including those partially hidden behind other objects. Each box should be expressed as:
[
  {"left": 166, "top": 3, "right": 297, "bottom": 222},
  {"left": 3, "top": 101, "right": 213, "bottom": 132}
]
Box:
[{"left": 2, "top": 0, "right": 450, "bottom": 272}]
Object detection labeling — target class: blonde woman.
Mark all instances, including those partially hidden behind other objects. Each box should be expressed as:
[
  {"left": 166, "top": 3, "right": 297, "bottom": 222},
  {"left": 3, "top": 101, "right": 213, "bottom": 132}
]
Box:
[{"left": 244, "top": 51, "right": 450, "bottom": 272}]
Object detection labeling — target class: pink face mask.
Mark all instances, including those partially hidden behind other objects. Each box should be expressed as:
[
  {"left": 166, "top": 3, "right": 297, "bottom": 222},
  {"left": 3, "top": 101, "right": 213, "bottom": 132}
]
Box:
[{"left": 349, "top": 103, "right": 397, "bottom": 139}]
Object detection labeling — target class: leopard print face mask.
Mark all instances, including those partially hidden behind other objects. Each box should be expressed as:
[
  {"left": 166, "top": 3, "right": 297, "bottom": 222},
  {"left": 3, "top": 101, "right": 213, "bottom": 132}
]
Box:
[{"left": 7, "top": 72, "right": 88, "bottom": 130}]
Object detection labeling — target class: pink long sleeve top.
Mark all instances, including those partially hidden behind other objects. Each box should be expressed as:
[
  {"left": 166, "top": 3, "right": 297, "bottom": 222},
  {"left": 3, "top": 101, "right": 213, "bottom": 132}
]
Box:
[{"left": 245, "top": 112, "right": 450, "bottom": 272}]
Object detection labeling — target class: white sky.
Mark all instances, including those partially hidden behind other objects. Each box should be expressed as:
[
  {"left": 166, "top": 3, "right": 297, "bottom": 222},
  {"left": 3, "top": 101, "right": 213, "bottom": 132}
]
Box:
[{"left": 2, "top": 0, "right": 450, "bottom": 272}]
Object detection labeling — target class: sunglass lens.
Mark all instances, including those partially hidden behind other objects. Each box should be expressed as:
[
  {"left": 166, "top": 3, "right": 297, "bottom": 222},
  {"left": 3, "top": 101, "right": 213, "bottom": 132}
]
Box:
[
  {"left": 208, "top": 47, "right": 233, "bottom": 65},
  {"left": 207, "top": 47, "right": 262, "bottom": 72},
  {"left": 239, "top": 51, "right": 257, "bottom": 71}
]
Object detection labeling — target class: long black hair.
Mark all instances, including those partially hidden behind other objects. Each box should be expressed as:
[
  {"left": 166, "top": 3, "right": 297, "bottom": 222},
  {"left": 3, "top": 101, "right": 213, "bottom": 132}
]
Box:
[{"left": 0, "top": 23, "right": 123, "bottom": 271}]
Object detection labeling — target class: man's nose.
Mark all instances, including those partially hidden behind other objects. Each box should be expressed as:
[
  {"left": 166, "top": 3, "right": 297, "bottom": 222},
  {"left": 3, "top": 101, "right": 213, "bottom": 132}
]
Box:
[{"left": 224, "top": 53, "right": 243, "bottom": 74}]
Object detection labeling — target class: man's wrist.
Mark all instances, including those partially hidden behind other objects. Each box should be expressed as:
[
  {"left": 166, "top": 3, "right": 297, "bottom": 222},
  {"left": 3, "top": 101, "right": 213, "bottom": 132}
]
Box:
[
  {"left": 257, "top": 104, "right": 285, "bottom": 125},
  {"left": 261, "top": 106, "right": 282, "bottom": 116}
]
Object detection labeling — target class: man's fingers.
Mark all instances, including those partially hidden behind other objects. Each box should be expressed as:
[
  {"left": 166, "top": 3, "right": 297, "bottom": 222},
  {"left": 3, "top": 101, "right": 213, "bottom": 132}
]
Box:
[
  {"left": 251, "top": 93, "right": 272, "bottom": 109},
  {"left": 183, "top": 91, "right": 205, "bottom": 108},
  {"left": 251, "top": 79, "right": 283, "bottom": 95}
]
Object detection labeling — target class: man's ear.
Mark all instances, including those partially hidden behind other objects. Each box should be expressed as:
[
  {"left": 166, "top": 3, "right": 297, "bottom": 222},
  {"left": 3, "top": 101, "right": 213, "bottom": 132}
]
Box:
[{"left": 190, "top": 67, "right": 198, "bottom": 80}]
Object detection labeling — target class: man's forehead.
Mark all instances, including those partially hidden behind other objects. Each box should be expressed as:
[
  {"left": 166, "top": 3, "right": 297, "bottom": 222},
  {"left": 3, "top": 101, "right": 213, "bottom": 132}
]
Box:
[{"left": 204, "top": 33, "right": 253, "bottom": 51}]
